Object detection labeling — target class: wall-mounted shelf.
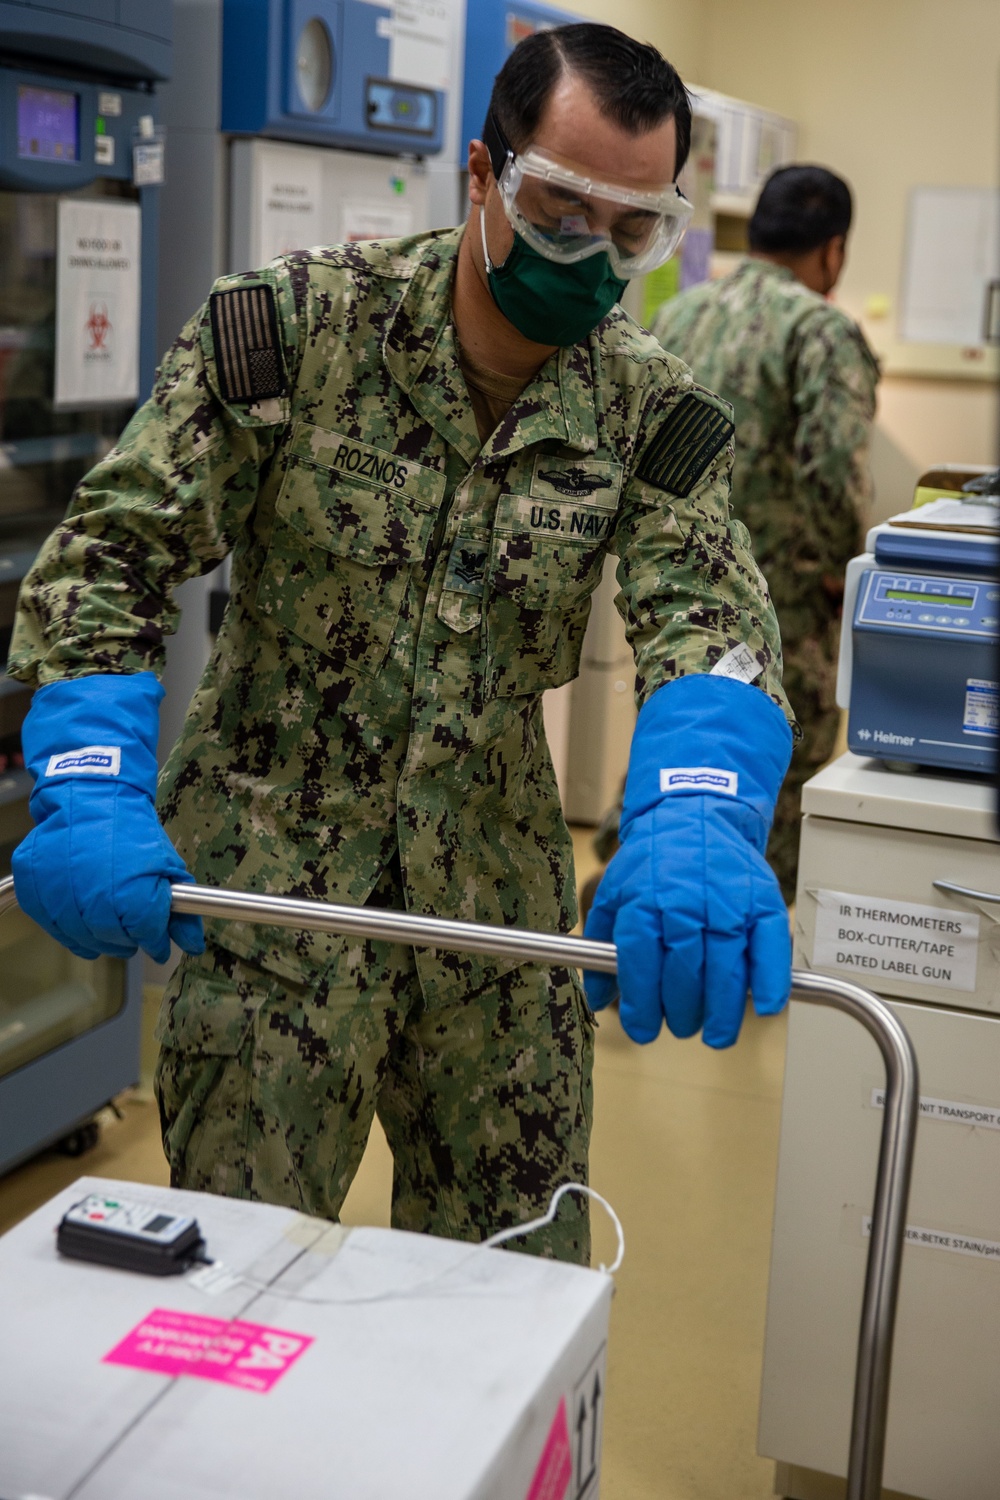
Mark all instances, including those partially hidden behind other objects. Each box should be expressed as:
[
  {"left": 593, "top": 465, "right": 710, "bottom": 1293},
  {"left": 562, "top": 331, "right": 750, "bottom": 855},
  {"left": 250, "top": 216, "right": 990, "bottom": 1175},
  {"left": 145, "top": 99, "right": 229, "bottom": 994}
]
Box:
[
  {"left": 865, "top": 333, "right": 1000, "bottom": 382},
  {"left": 709, "top": 190, "right": 757, "bottom": 218}
]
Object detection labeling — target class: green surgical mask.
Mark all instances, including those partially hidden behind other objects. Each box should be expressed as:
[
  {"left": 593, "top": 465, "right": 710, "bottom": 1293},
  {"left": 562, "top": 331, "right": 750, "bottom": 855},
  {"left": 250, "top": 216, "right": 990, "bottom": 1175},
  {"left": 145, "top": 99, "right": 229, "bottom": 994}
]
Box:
[{"left": 480, "top": 208, "right": 627, "bottom": 348}]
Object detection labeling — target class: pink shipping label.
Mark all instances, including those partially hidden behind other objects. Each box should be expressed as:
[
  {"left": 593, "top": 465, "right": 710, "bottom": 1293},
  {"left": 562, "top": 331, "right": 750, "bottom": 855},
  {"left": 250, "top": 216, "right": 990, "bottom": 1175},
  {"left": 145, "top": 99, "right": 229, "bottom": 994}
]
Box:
[
  {"left": 103, "top": 1307, "right": 313, "bottom": 1394},
  {"left": 525, "top": 1396, "right": 573, "bottom": 1500}
]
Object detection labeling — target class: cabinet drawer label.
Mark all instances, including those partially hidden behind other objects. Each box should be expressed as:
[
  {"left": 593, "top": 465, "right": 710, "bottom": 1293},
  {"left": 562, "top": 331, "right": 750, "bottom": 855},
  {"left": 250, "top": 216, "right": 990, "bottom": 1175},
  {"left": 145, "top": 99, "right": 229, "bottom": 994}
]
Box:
[
  {"left": 812, "top": 889, "right": 979, "bottom": 992},
  {"left": 871, "top": 1088, "right": 1000, "bottom": 1130},
  {"left": 863, "top": 1217, "right": 1000, "bottom": 1264}
]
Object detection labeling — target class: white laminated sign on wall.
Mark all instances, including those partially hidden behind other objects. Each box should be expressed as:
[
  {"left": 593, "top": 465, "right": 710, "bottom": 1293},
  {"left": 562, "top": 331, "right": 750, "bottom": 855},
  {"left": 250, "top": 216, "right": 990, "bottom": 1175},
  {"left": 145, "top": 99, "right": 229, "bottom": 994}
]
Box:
[{"left": 54, "top": 198, "right": 140, "bottom": 409}]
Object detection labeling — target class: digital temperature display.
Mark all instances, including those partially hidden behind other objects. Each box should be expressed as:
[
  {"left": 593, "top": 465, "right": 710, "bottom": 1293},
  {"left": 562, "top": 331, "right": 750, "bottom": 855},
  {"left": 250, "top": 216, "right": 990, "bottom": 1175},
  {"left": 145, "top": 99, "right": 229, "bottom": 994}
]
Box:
[
  {"left": 18, "top": 86, "right": 79, "bottom": 163},
  {"left": 885, "top": 589, "right": 974, "bottom": 606}
]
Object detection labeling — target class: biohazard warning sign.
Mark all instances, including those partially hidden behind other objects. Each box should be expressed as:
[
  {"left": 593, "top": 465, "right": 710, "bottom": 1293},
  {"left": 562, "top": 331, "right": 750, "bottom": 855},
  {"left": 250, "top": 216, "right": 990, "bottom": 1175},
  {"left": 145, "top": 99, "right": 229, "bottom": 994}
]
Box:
[{"left": 55, "top": 197, "right": 140, "bottom": 408}]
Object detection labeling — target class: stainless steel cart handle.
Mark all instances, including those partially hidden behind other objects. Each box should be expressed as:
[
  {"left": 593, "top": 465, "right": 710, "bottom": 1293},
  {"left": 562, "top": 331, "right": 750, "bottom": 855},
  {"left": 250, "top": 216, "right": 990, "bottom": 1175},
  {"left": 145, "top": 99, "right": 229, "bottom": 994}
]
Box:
[{"left": 0, "top": 875, "right": 918, "bottom": 1500}]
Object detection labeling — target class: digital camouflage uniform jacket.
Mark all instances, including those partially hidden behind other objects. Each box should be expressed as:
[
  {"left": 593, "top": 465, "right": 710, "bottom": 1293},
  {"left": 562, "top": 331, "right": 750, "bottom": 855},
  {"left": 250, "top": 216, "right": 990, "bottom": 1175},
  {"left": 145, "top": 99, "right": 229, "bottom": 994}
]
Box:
[
  {"left": 651, "top": 258, "right": 879, "bottom": 634},
  {"left": 651, "top": 259, "right": 878, "bottom": 891},
  {"left": 10, "top": 228, "right": 792, "bottom": 1003}
]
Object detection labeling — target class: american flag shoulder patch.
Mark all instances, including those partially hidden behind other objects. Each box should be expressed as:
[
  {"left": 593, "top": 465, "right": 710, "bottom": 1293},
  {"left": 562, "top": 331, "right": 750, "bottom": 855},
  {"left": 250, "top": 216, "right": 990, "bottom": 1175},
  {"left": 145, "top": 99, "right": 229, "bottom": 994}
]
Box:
[
  {"left": 635, "top": 389, "right": 733, "bottom": 497},
  {"left": 209, "top": 283, "right": 286, "bottom": 403}
]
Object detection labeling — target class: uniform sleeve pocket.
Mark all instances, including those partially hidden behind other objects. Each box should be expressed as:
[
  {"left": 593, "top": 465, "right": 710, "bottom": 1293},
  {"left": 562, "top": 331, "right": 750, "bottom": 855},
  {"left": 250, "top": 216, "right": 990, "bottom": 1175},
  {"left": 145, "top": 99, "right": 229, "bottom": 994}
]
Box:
[{"left": 256, "top": 433, "right": 437, "bottom": 675}]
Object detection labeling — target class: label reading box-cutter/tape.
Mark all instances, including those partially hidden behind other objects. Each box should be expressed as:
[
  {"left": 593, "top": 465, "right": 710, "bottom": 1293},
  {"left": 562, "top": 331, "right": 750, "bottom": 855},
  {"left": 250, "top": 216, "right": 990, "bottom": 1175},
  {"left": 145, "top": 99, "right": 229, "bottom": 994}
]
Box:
[{"left": 812, "top": 889, "right": 979, "bottom": 992}]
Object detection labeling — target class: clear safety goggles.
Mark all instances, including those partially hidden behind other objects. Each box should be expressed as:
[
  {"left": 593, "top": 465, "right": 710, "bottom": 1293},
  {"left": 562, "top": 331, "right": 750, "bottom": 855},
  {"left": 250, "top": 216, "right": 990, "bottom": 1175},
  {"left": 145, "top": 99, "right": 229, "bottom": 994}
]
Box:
[{"left": 484, "top": 110, "right": 692, "bottom": 277}]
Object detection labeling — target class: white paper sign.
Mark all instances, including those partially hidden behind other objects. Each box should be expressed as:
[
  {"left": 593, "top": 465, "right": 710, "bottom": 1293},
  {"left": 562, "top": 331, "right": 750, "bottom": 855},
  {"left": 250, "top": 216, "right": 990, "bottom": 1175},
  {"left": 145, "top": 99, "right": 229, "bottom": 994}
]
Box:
[
  {"left": 341, "top": 200, "right": 413, "bottom": 243},
  {"left": 385, "top": 0, "right": 451, "bottom": 91},
  {"left": 55, "top": 198, "right": 140, "bottom": 408},
  {"left": 254, "top": 147, "right": 323, "bottom": 265},
  {"left": 901, "top": 186, "right": 1000, "bottom": 346},
  {"left": 812, "top": 889, "right": 979, "bottom": 992}
]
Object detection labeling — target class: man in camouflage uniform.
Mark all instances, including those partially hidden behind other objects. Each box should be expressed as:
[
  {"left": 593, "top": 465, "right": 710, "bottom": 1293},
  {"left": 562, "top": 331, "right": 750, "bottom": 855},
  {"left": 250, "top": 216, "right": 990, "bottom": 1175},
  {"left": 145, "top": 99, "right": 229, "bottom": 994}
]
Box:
[
  {"left": 650, "top": 165, "right": 879, "bottom": 898},
  {"left": 8, "top": 27, "right": 793, "bottom": 1264}
]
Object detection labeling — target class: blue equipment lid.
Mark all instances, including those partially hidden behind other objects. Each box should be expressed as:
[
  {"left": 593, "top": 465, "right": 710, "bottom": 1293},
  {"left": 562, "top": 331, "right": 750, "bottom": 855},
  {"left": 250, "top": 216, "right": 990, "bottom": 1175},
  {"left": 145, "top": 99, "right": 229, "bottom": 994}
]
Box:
[
  {"left": 874, "top": 528, "right": 1000, "bottom": 578},
  {"left": 0, "top": 0, "right": 171, "bottom": 82}
]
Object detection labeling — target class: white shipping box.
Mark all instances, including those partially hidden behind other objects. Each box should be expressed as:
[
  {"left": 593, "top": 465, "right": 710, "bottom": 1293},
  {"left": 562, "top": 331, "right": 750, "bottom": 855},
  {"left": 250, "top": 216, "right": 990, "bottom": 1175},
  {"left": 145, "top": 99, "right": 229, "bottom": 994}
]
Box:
[{"left": 0, "top": 1177, "right": 611, "bottom": 1500}]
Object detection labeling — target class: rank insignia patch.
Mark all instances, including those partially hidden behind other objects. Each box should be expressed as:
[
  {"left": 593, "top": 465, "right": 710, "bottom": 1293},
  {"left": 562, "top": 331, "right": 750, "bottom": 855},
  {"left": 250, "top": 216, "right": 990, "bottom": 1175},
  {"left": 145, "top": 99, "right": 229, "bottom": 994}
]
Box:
[
  {"left": 636, "top": 391, "right": 733, "bottom": 496},
  {"left": 210, "top": 284, "right": 286, "bottom": 403},
  {"left": 445, "top": 538, "right": 488, "bottom": 597}
]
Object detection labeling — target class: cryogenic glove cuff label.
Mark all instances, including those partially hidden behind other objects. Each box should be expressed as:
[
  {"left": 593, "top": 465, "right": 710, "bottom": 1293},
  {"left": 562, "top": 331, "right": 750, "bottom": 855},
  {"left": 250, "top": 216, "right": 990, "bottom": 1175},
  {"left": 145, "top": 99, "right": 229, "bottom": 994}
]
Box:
[
  {"left": 45, "top": 745, "right": 122, "bottom": 777},
  {"left": 659, "top": 767, "right": 738, "bottom": 796},
  {"left": 709, "top": 642, "right": 762, "bottom": 684}
]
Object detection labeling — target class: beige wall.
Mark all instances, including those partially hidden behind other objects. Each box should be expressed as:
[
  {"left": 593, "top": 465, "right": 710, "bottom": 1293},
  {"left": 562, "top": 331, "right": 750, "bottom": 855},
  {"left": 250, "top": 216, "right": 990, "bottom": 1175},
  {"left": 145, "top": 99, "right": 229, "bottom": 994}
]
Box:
[
  {"left": 530, "top": 1, "right": 999, "bottom": 495},
  {"left": 699, "top": 0, "right": 1000, "bottom": 316},
  {"left": 529, "top": 0, "right": 706, "bottom": 77},
  {"left": 697, "top": 0, "right": 1000, "bottom": 497}
]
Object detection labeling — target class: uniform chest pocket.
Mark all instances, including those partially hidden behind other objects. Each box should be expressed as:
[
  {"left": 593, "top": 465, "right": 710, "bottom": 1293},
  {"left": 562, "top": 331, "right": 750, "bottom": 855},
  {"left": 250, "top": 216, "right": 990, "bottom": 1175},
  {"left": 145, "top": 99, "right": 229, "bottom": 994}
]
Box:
[
  {"left": 257, "top": 437, "right": 438, "bottom": 676},
  {"left": 484, "top": 494, "right": 613, "bottom": 698}
]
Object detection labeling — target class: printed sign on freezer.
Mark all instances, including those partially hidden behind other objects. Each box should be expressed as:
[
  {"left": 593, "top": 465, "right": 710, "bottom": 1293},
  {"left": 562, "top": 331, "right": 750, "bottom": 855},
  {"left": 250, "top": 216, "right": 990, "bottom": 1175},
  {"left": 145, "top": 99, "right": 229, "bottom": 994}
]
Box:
[{"left": 55, "top": 199, "right": 141, "bottom": 408}]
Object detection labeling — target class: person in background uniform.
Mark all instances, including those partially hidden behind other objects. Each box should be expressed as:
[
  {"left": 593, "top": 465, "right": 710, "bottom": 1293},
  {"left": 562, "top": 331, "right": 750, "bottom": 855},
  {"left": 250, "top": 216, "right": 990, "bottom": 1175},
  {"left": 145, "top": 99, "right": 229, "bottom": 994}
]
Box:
[
  {"left": 7, "top": 26, "right": 796, "bottom": 1265},
  {"left": 649, "top": 164, "right": 879, "bottom": 899}
]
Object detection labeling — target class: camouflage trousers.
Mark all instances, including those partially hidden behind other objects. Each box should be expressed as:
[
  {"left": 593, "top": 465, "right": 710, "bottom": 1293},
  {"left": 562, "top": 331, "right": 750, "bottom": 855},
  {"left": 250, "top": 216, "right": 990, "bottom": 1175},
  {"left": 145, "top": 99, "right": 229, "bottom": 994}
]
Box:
[{"left": 153, "top": 928, "right": 595, "bottom": 1265}]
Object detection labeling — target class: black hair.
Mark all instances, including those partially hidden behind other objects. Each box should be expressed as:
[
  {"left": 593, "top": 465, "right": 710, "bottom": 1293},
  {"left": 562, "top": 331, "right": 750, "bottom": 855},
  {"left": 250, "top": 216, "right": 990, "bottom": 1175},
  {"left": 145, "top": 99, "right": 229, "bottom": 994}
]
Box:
[
  {"left": 486, "top": 23, "right": 692, "bottom": 178},
  {"left": 748, "top": 164, "right": 853, "bottom": 254}
]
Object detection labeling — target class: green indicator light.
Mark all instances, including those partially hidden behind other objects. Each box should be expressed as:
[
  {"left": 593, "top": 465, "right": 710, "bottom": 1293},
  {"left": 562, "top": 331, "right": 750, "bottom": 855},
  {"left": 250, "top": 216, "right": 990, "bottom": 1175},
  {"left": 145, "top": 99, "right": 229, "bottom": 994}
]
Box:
[{"left": 95, "top": 117, "right": 106, "bottom": 134}]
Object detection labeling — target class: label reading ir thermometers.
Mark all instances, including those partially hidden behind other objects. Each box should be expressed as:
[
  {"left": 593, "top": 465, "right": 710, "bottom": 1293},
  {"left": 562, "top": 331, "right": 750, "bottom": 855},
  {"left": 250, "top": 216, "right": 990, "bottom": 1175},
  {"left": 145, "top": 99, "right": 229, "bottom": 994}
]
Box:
[
  {"left": 964, "top": 678, "right": 998, "bottom": 737},
  {"left": 811, "top": 890, "right": 979, "bottom": 992}
]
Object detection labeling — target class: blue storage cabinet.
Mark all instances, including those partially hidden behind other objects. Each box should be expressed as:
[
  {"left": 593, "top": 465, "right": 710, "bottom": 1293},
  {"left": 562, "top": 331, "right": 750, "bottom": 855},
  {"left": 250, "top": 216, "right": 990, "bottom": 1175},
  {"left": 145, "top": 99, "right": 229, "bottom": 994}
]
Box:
[
  {"left": 0, "top": 0, "right": 170, "bottom": 1175},
  {"left": 461, "top": 0, "right": 582, "bottom": 149}
]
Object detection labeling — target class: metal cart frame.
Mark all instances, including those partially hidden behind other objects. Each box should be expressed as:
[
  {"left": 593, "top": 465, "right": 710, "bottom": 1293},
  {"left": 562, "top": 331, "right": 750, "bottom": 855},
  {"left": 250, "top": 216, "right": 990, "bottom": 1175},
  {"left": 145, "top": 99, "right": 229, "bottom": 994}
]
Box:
[{"left": 0, "top": 875, "right": 919, "bottom": 1500}]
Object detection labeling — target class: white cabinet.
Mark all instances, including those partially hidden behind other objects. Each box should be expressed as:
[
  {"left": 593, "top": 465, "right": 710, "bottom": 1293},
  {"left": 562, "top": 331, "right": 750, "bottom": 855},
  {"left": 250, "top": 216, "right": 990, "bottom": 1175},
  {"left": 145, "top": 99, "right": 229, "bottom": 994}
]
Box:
[{"left": 759, "top": 753, "right": 1000, "bottom": 1500}]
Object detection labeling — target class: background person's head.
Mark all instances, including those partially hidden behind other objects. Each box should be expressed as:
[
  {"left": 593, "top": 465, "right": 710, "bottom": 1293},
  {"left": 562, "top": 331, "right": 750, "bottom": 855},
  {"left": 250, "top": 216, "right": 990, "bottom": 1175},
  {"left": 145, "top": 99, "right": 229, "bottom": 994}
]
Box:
[{"left": 748, "top": 164, "right": 854, "bottom": 296}]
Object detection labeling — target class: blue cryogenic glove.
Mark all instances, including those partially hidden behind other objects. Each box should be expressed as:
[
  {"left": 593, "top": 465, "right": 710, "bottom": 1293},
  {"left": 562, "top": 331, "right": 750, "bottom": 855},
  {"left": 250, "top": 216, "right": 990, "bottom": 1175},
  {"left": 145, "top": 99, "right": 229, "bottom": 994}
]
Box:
[
  {"left": 583, "top": 674, "right": 793, "bottom": 1048},
  {"left": 12, "top": 673, "right": 204, "bottom": 964}
]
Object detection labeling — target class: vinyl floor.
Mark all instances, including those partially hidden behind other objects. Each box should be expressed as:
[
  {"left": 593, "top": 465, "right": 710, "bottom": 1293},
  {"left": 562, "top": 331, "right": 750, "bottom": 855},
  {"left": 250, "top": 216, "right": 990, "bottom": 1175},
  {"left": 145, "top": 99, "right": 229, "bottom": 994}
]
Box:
[{"left": 0, "top": 827, "right": 790, "bottom": 1500}]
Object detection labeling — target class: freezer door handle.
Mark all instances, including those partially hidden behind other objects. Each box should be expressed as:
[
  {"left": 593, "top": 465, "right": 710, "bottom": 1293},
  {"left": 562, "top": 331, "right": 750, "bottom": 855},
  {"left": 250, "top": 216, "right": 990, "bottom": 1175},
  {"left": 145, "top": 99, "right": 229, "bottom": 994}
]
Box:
[{"left": 933, "top": 878, "right": 1000, "bottom": 905}]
